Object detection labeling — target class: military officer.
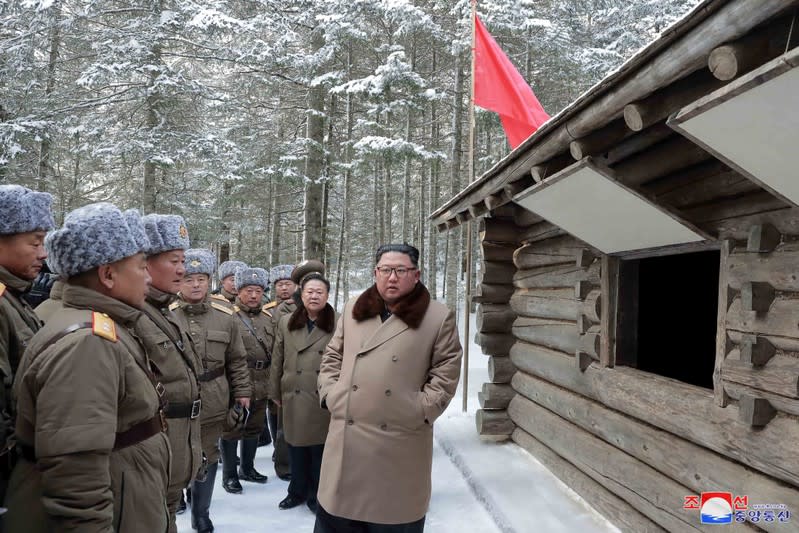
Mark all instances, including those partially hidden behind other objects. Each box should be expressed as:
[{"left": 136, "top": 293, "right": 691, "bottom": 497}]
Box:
[
  {"left": 0, "top": 184, "right": 54, "bottom": 509},
  {"left": 6, "top": 203, "right": 171, "bottom": 532},
  {"left": 212, "top": 260, "right": 248, "bottom": 305},
  {"left": 136, "top": 213, "right": 204, "bottom": 533},
  {"left": 172, "top": 249, "right": 252, "bottom": 533},
  {"left": 221, "top": 267, "right": 273, "bottom": 493}
]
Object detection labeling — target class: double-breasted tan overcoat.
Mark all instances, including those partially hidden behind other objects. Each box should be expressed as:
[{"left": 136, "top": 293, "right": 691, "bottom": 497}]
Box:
[{"left": 317, "top": 284, "right": 462, "bottom": 524}]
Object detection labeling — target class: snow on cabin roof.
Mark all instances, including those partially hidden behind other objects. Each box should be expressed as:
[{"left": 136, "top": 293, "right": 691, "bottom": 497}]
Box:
[{"left": 430, "top": 0, "right": 791, "bottom": 228}]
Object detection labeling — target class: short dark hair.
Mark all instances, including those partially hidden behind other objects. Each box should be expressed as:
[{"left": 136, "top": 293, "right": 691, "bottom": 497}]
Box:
[
  {"left": 375, "top": 244, "right": 419, "bottom": 267},
  {"left": 300, "top": 272, "right": 330, "bottom": 292}
]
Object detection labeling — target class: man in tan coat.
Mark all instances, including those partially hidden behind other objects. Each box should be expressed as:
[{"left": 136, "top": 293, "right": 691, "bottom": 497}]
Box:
[
  {"left": 316, "top": 244, "right": 462, "bottom": 532},
  {"left": 6, "top": 203, "right": 170, "bottom": 532},
  {"left": 0, "top": 184, "right": 54, "bottom": 511},
  {"left": 136, "top": 213, "right": 204, "bottom": 533},
  {"left": 221, "top": 267, "right": 274, "bottom": 493},
  {"left": 172, "top": 248, "right": 252, "bottom": 533}
]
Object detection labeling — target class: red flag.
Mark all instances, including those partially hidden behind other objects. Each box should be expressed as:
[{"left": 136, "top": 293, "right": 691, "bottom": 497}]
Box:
[{"left": 473, "top": 15, "right": 549, "bottom": 148}]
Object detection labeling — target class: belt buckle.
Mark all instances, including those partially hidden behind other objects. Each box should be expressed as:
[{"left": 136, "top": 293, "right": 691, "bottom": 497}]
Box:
[
  {"left": 255, "top": 360, "right": 265, "bottom": 370},
  {"left": 190, "top": 399, "right": 202, "bottom": 419}
]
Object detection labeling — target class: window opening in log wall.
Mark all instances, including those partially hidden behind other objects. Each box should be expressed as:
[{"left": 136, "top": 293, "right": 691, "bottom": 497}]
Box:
[{"left": 616, "top": 250, "right": 720, "bottom": 389}]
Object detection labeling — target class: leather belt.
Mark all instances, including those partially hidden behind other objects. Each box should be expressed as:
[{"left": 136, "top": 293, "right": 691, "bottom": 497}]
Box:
[
  {"left": 247, "top": 358, "right": 269, "bottom": 370},
  {"left": 165, "top": 398, "right": 202, "bottom": 419},
  {"left": 198, "top": 366, "right": 225, "bottom": 382}
]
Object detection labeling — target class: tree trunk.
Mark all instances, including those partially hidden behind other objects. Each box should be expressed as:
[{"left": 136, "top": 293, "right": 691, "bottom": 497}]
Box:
[
  {"left": 37, "top": 0, "right": 62, "bottom": 193},
  {"left": 427, "top": 53, "right": 440, "bottom": 297},
  {"left": 302, "top": 28, "right": 326, "bottom": 260},
  {"left": 335, "top": 53, "right": 354, "bottom": 308},
  {"left": 143, "top": 0, "right": 163, "bottom": 213},
  {"left": 220, "top": 181, "right": 232, "bottom": 263},
  {"left": 445, "top": 53, "right": 465, "bottom": 311}
]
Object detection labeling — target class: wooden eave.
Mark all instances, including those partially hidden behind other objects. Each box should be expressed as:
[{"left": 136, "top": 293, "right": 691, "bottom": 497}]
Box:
[{"left": 431, "top": 0, "right": 799, "bottom": 231}]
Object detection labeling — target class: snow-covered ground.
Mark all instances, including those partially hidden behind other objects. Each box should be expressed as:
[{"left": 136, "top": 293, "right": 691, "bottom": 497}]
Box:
[{"left": 178, "top": 312, "right": 619, "bottom": 532}]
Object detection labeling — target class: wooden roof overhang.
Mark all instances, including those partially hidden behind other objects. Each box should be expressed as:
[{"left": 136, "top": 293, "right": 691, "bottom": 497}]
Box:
[{"left": 431, "top": 0, "right": 799, "bottom": 249}]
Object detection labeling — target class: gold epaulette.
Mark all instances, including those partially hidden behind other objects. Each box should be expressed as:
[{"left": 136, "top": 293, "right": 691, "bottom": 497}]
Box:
[
  {"left": 232, "top": 305, "right": 240, "bottom": 313},
  {"left": 91, "top": 312, "right": 118, "bottom": 342},
  {"left": 263, "top": 301, "right": 278, "bottom": 310},
  {"left": 211, "top": 302, "right": 234, "bottom": 315},
  {"left": 0, "top": 282, "right": 5, "bottom": 299},
  {"left": 261, "top": 307, "right": 272, "bottom": 318},
  {"left": 210, "top": 293, "right": 229, "bottom": 303},
  {"left": 168, "top": 301, "right": 180, "bottom": 311}
]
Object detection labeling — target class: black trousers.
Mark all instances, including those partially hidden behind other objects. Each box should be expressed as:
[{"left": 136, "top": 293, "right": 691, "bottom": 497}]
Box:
[
  {"left": 314, "top": 503, "right": 425, "bottom": 533},
  {"left": 287, "top": 443, "right": 324, "bottom": 505}
]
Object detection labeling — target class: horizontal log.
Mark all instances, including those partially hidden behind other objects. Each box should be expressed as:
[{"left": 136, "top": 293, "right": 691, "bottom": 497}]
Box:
[
  {"left": 708, "top": 16, "right": 791, "bottom": 81},
  {"left": 728, "top": 249, "right": 799, "bottom": 292},
  {"left": 480, "top": 242, "right": 516, "bottom": 262},
  {"left": 489, "top": 204, "right": 517, "bottom": 219},
  {"left": 569, "top": 119, "right": 632, "bottom": 160},
  {"left": 509, "top": 340, "right": 799, "bottom": 487},
  {"left": 512, "top": 370, "right": 792, "bottom": 533},
  {"left": 474, "top": 332, "right": 515, "bottom": 356},
  {"left": 685, "top": 190, "right": 788, "bottom": 226},
  {"left": 747, "top": 223, "right": 782, "bottom": 253},
  {"left": 579, "top": 325, "right": 602, "bottom": 359},
  {"left": 488, "top": 356, "right": 515, "bottom": 383},
  {"left": 513, "top": 236, "right": 591, "bottom": 270},
  {"left": 513, "top": 205, "right": 543, "bottom": 227},
  {"left": 582, "top": 289, "right": 601, "bottom": 323},
  {"left": 472, "top": 283, "right": 514, "bottom": 304},
  {"left": 512, "top": 428, "right": 666, "bottom": 533},
  {"left": 508, "top": 395, "right": 707, "bottom": 532},
  {"left": 476, "top": 409, "right": 514, "bottom": 436},
  {"left": 712, "top": 206, "right": 799, "bottom": 242},
  {"left": 612, "top": 135, "right": 711, "bottom": 188},
  {"left": 478, "top": 383, "right": 515, "bottom": 409},
  {"left": 476, "top": 303, "right": 515, "bottom": 334},
  {"left": 468, "top": 202, "right": 489, "bottom": 220},
  {"left": 603, "top": 123, "right": 673, "bottom": 166},
  {"left": 530, "top": 152, "right": 575, "bottom": 183},
  {"left": 479, "top": 261, "right": 516, "bottom": 285},
  {"left": 722, "top": 349, "right": 799, "bottom": 399},
  {"left": 512, "top": 317, "right": 578, "bottom": 354},
  {"left": 645, "top": 163, "right": 757, "bottom": 211},
  {"left": 509, "top": 288, "right": 577, "bottom": 321},
  {"left": 727, "top": 296, "right": 799, "bottom": 343},
  {"left": 518, "top": 221, "right": 565, "bottom": 244},
  {"left": 479, "top": 218, "right": 520, "bottom": 245},
  {"left": 725, "top": 381, "right": 799, "bottom": 417},
  {"left": 513, "top": 261, "right": 601, "bottom": 290},
  {"left": 624, "top": 69, "right": 726, "bottom": 131},
  {"left": 726, "top": 328, "right": 799, "bottom": 356}
]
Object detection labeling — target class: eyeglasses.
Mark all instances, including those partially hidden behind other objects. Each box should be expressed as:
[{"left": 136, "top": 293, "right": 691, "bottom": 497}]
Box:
[{"left": 375, "top": 266, "right": 417, "bottom": 278}]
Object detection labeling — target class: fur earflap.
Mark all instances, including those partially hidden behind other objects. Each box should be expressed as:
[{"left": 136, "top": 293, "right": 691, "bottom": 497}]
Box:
[
  {"left": 289, "top": 302, "right": 336, "bottom": 333},
  {"left": 352, "top": 282, "right": 430, "bottom": 329}
]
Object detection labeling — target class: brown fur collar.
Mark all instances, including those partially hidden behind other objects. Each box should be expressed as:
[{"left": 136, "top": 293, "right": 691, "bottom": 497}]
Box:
[
  {"left": 288, "top": 302, "right": 336, "bottom": 333},
  {"left": 352, "top": 283, "right": 430, "bottom": 329}
]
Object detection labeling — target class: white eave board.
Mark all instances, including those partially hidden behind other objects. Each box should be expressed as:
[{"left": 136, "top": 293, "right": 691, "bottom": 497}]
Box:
[
  {"left": 513, "top": 159, "right": 707, "bottom": 254},
  {"left": 669, "top": 48, "right": 799, "bottom": 207}
]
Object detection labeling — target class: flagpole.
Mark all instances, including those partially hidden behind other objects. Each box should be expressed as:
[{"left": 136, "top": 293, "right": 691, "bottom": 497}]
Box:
[{"left": 463, "top": 0, "right": 477, "bottom": 413}]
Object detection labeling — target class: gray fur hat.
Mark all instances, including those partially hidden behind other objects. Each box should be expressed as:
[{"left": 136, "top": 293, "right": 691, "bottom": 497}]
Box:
[
  {"left": 235, "top": 267, "right": 269, "bottom": 291},
  {"left": 185, "top": 248, "right": 216, "bottom": 276},
  {"left": 45, "top": 202, "right": 150, "bottom": 278},
  {"left": 142, "top": 213, "right": 190, "bottom": 255},
  {"left": 0, "top": 184, "right": 55, "bottom": 235},
  {"left": 269, "top": 264, "right": 294, "bottom": 283},
  {"left": 219, "top": 260, "right": 248, "bottom": 281}
]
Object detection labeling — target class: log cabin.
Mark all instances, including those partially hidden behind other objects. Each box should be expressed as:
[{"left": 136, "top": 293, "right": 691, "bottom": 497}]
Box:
[{"left": 432, "top": 1, "right": 799, "bottom": 531}]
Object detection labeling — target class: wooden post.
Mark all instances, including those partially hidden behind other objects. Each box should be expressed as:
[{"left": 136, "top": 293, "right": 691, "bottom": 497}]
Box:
[
  {"left": 714, "top": 240, "right": 731, "bottom": 407},
  {"left": 463, "top": 0, "right": 477, "bottom": 413},
  {"left": 600, "top": 256, "right": 619, "bottom": 367}
]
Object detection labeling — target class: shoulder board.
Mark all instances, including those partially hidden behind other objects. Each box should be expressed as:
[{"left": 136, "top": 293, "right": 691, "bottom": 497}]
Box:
[
  {"left": 211, "top": 302, "right": 234, "bottom": 315},
  {"left": 91, "top": 312, "right": 118, "bottom": 342},
  {"left": 210, "top": 293, "right": 228, "bottom": 302},
  {"left": 168, "top": 301, "right": 180, "bottom": 311},
  {"left": 0, "top": 282, "right": 5, "bottom": 299},
  {"left": 261, "top": 307, "right": 272, "bottom": 317},
  {"left": 263, "top": 301, "right": 278, "bottom": 310},
  {"left": 232, "top": 305, "right": 240, "bottom": 313}
]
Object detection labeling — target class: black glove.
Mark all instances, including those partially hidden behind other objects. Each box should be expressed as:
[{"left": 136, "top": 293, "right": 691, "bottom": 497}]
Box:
[
  {"left": 224, "top": 403, "right": 249, "bottom": 432},
  {"left": 23, "top": 272, "right": 57, "bottom": 307},
  {"left": 195, "top": 452, "right": 209, "bottom": 482}
]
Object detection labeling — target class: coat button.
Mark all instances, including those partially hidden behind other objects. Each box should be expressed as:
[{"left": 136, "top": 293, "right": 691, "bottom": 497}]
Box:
[
  {"left": 295, "top": 389, "right": 300, "bottom": 394},
  {"left": 316, "top": 370, "right": 320, "bottom": 375},
  {"left": 318, "top": 350, "right": 323, "bottom": 354},
  {"left": 391, "top": 355, "right": 398, "bottom": 362},
  {"left": 297, "top": 370, "right": 302, "bottom": 374},
  {"left": 380, "top": 423, "right": 387, "bottom": 430},
  {"left": 352, "top": 385, "right": 358, "bottom": 391},
  {"left": 347, "top": 419, "right": 354, "bottom": 426},
  {"left": 385, "top": 389, "right": 391, "bottom": 396}
]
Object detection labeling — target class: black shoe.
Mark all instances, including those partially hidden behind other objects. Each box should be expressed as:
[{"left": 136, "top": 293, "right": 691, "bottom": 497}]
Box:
[
  {"left": 195, "top": 516, "right": 214, "bottom": 533},
  {"left": 238, "top": 467, "right": 268, "bottom": 483},
  {"left": 277, "top": 473, "right": 291, "bottom": 481},
  {"left": 279, "top": 494, "right": 306, "bottom": 510},
  {"left": 186, "top": 486, "right": 192, "bottom": 506},
  {"left": 176, "top": 491, "right": 187, "bottom": 514},
  {"left": 222, "top": 477, "right": 243, "bottom": 494}
]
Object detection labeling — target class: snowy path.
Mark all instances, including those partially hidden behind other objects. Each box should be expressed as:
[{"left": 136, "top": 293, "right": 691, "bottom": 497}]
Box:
[{"left": 177, "top": 313, "right": 619, "bottom": 532}]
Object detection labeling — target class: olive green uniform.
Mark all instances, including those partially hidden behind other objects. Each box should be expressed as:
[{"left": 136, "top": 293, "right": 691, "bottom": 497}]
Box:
[
  {"left": 136, "top": 287, "right": 203, "bottom": 533},
  {"left": 32, "top": 279, "right": 64, "bottom": 323},
  {"left": 5, "top": 284, "right": 171, "bottom": 532}
]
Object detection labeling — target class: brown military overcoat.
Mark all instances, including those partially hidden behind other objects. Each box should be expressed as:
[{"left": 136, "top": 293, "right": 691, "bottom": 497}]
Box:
[
  {"left": 269, "top": 304, "right": 337, "bottom": 447},
  {"left": 317, "top": 283, "right": 462, "bottom": 524},
  {"left": 172, "top": 297, "right": 251, "bottom": 462},
  {"left": 6, "top": 284, "right": 171, "bottom": 532},
  {"left": 33, "top": 279, "right": 64, "bottom": 323},
  {"left": 231, "top": 300, "right": 274, "bottom": 402}
]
